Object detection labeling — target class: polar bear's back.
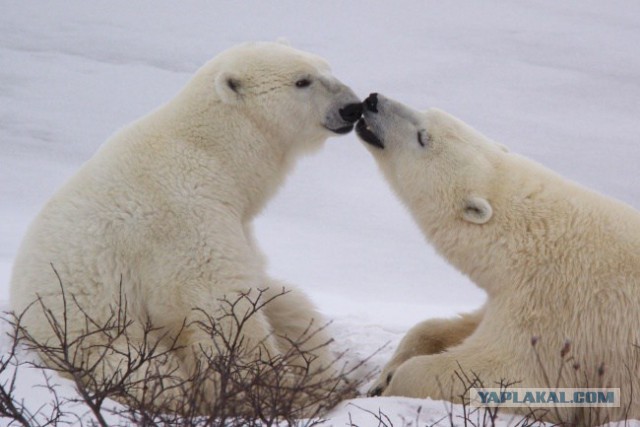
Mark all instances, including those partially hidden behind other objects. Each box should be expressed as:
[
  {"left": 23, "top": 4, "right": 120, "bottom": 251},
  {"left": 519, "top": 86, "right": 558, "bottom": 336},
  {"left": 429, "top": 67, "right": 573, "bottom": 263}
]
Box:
[{"left": 10, "top": 159, "right": 133, "bottom": 324}]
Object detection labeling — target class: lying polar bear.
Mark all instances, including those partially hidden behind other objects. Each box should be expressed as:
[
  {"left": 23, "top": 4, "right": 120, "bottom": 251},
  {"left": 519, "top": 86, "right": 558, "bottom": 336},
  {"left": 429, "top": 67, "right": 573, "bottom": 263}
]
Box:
[
  {"left": 356, "top": 93, "right": 640, "bottom": 423},
  {"left": 10, "top": 42, "right": 362, "bottom": 414}
]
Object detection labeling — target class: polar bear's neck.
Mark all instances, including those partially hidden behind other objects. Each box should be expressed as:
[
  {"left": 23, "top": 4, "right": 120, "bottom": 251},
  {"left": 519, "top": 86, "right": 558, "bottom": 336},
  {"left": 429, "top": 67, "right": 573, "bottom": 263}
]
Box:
[
  {"left": 414, "top": 156, "right": 640, "bottom": 299},
  {"left": 130, "top": 102, "right": 299, "bottom": 221}
]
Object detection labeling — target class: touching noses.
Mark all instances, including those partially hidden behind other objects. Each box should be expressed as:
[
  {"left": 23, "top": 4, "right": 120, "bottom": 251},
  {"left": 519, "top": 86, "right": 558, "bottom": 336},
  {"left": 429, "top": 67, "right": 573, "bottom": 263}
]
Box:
[
  {"left": 339, "top": 102, "right": 364, "bottom": 123},
  {"left": 364, "top": 93, "right": 378, "bottom": 113}
]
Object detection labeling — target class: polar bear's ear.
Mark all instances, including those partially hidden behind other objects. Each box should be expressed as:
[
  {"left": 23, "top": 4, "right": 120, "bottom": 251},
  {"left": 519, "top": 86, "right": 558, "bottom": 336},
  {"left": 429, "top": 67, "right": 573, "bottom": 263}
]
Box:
[
  {"left": 462, "top": 196, "right": 493, "bottom": 225},
  {"left": 215, "top": 71, "right": 242, "bottom": 104},
  {"left": 496, "top": 143, "right": 509, "bottom": 153}
]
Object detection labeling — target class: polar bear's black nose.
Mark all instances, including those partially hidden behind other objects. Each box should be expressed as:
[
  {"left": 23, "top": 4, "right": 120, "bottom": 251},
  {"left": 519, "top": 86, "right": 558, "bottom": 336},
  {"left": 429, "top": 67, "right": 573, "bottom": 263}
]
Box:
[
  {"left": 364, "top": 93, "right": 378, "bottom": 113},
  {"left": 339, "top": 103, "right": 364, "bottom": 123}
]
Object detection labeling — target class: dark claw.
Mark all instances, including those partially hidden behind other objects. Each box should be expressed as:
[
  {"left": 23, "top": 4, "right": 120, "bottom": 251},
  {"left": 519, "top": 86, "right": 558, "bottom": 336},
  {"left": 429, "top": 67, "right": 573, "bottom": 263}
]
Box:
[{"left": 368, "top": 386, "right": 384, "bottom": 397}]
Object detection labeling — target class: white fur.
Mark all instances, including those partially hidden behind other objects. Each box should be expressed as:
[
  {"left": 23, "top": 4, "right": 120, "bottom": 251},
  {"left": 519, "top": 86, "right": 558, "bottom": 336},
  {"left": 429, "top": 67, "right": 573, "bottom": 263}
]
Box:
[
  {"left": 10, "top": 42, "right": 360, "bottom": 413},
  {"left": 360, "top": 95, "right": 640, "bottom": 423}
]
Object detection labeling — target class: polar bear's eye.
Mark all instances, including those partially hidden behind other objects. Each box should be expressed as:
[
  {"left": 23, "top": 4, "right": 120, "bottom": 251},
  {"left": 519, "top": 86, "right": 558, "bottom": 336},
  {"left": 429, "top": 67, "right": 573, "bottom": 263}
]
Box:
[{"left": 295, "top": 78, "right": 312, "bottom": 88}]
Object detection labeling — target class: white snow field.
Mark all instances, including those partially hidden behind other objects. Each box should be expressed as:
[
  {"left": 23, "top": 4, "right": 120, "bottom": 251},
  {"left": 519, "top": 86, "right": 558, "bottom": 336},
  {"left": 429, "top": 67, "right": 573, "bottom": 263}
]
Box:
[{"left": 1, "top": 1, "right": 640, "bottom": 425}]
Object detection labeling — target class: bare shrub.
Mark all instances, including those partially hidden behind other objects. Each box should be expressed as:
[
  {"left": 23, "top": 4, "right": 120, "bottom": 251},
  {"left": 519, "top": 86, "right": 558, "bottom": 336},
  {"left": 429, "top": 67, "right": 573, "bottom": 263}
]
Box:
[
  {"left": 0, "top": 326, "right": 65, "bottom": 426},
  {"left": 0, "top": 271, "right": 373, "bottom": 426}
]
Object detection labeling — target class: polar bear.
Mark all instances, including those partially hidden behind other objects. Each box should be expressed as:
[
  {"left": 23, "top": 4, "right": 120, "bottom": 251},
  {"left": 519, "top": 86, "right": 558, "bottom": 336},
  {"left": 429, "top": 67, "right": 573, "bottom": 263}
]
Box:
[
  {"left": 10, "top": 42, "right": 362, "bottom": 414},
  {"left": 356, "top": 93, "right": 640, "bottom": 423}
]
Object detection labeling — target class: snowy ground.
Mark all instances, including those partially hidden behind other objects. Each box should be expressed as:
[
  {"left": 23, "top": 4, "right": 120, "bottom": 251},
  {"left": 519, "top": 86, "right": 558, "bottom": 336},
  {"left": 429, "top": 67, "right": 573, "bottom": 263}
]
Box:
[{"left": 2, "top": 1, "right": 640, "bottom": 425}]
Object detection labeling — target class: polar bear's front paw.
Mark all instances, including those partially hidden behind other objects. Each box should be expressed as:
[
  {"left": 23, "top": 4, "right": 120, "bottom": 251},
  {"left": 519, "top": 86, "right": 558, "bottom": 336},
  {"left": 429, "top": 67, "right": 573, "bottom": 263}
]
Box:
[{"left": 367, "top": 370, "right": 395, "bottom": 396}]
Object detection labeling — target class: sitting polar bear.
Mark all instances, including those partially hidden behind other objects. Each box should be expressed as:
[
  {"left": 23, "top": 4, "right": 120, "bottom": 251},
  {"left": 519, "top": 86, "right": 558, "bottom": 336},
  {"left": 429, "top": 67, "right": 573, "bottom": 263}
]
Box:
[
  {"left": 356, "top": 93, "right": 640, "bottom": 423},
  {"left": 10, "top": 42, "right": 362, "bottom": 413}
]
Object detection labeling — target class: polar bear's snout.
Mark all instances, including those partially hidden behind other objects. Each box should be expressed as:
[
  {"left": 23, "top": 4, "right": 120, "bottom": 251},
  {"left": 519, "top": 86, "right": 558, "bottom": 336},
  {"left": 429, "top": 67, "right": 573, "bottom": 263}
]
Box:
[
  {"left": 364, "top": 93, "right": 379, "bottom": 113},
  {"left": 339, "top": 102, "right": 364, "bottom": 124},
  {"left": 323, "top": 87, "right": 362, "bottom": 134},
  {"left": 356, "top": 93, "right": 428, "bottom": 152},
  {"left": 355, "top": 118, "right": 384, "bottom": 149},
  {"left": 355, "top": 93, "right": 385, "bottom": 149}
]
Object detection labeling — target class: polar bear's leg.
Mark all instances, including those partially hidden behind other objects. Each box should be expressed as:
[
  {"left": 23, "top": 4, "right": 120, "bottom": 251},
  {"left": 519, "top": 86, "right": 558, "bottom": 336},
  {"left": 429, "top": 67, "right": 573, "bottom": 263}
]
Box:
[
  {"left": 145, "top": 290, "right": 287, "bottom": 414},
  {"left": 261, "top": 281, "right": 337, "bottom": 380},
  {"left": 260, "top": 280, "right": 354, "bottom": 412},
  {"left": 382, "top": 343, "right": 508, "bottom": 402},
  {"left": 74, "top": 333, "right": 189, "bottom": 411},
  {"left": 167, "top": 292, "right": 282, "bottom": 366},
  {"left": 369, "top": 308, "right": 484, "bottom": 396},
  {"left": 21, "top": 296, "right": 190, "bottom": 412}
]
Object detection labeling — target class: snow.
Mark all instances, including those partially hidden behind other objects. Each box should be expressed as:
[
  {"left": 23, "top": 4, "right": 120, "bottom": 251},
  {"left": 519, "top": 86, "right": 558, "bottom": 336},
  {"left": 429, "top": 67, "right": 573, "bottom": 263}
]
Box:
[{"left": 1, "top": 1, "right": 640, "bottom": 425}]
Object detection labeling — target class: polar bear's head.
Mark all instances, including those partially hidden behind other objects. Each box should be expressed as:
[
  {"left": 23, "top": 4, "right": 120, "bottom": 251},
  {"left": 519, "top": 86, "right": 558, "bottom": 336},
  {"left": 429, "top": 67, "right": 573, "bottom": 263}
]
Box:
[
  {"left": 356, "top": 93, "right": 509, "bottom": 231},
  {"left": 187, "top": 42, "right": 361, "bottom": 153}
]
